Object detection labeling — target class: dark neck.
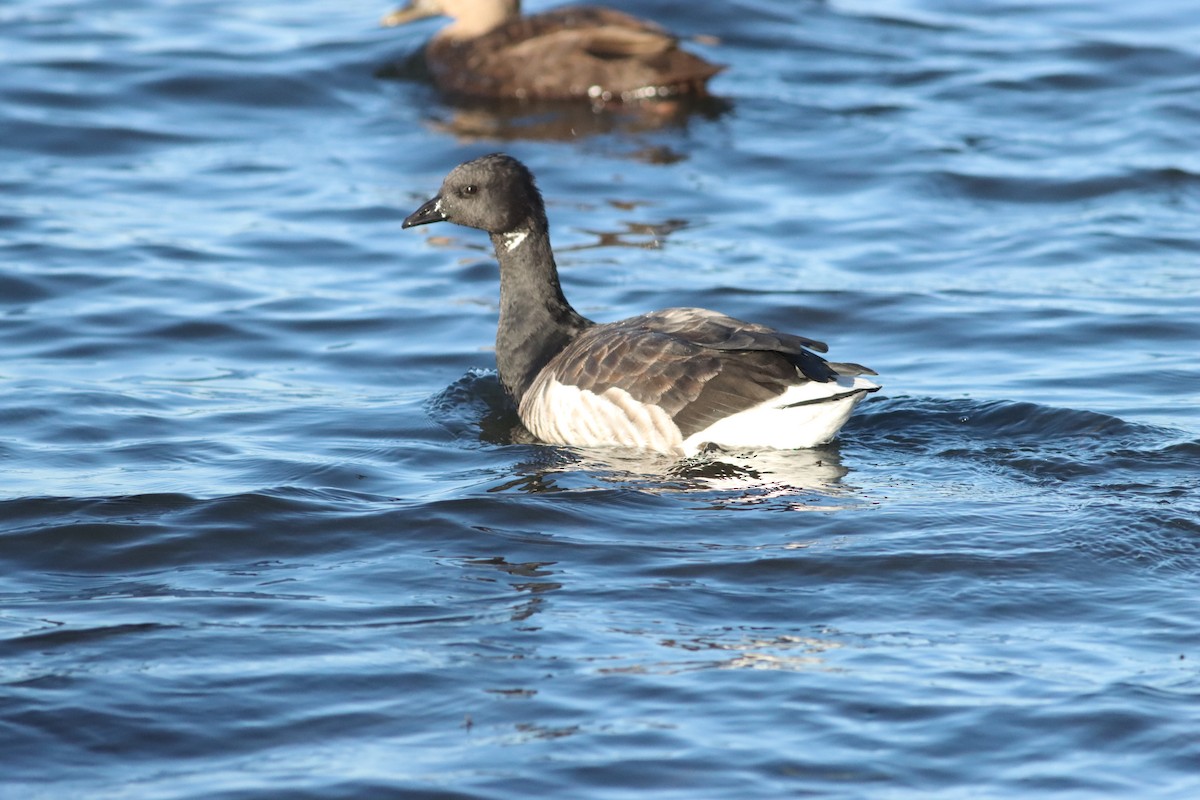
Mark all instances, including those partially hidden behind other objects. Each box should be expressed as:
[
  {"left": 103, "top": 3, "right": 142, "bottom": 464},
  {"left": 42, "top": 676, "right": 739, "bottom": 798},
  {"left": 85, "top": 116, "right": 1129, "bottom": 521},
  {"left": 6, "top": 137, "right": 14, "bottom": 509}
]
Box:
[{"left": 491, "top": 220, "right": 591, "bottom": 403}]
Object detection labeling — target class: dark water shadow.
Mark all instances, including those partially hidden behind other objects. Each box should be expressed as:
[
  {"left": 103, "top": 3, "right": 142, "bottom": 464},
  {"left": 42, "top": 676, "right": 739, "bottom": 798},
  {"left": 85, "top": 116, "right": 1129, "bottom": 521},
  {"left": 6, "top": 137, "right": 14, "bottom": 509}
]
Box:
[
  {"left": 855, "top": 395, "right": 1199, "bottom": 481},
  {"left": 376, "top": 48, "right": 731, "bottom": 148},
  {"left": 851, "top": 395, "right": 1200, "bottom": 574}
]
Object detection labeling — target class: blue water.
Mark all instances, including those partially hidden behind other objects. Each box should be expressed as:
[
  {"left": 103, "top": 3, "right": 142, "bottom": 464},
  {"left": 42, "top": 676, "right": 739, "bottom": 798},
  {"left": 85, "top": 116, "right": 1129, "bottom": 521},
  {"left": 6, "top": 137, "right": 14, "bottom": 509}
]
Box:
[{"left": 2, "top": 0, "right": 1198, "bottom": 797}]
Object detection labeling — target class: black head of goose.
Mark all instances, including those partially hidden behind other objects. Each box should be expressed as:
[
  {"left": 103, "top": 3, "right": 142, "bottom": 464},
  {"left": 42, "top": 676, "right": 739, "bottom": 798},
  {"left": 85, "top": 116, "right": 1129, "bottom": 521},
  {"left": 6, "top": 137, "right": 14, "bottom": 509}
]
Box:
[
  {"left": 403, "top": 154, "right": 880, "bottom": 456},
  {"left": 381, "top": 0, "right": 723, "bottom": 102}
]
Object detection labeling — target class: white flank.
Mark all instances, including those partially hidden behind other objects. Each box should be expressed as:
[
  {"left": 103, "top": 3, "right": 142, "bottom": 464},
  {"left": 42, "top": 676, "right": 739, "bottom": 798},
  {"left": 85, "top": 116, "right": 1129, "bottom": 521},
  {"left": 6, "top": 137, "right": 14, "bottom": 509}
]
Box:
[
  {"left": 503, "top": 229, "right": 529, "bottom": 252},
  {"left": 519, "top": 373, "right": 879, "bottom": 456},
  {"left": 680, "top": 375, "right": 879, "bottom": 456},
  {"left": 519, "top": 379, "right": 683, "bottom": 452}
]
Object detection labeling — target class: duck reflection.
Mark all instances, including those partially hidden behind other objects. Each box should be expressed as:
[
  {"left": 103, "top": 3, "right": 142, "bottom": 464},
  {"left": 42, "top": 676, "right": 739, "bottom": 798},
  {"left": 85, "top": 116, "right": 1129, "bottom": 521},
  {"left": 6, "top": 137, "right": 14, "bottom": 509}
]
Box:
[{"left": 417, "top": 95, "right": 728, "bottom": 147}]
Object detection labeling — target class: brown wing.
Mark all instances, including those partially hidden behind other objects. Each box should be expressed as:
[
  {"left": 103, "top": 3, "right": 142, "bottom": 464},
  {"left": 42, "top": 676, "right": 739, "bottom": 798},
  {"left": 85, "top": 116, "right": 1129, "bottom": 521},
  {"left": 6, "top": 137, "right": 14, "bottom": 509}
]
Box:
[
  {"left": 637, "top": 308, "right": 878, "bottom": 378},
  {"left": 538, "top": 308, "right": 869, "bottom": 439},
  {"left": 633, "top": 307, "right": 830, "bottom": 354},
  {"left": 489, "top": 7, "right": 674, "bottom": 51},
  {"left": 428, "top": 7, "right": 722, "bottom": 100}
]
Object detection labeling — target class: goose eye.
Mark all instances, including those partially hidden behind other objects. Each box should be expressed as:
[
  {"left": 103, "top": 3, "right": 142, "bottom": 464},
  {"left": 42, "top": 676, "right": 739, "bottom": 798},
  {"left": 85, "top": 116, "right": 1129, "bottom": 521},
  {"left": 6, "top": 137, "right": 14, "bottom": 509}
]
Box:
[{"left": 462, "top": 185, "right": 478, "bottom": 196}]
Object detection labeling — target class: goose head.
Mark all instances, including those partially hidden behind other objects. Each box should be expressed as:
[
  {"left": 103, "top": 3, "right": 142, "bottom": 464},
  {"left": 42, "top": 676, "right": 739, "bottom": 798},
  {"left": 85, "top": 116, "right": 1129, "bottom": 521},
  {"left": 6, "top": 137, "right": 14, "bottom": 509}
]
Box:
[{"left": 403, "top": 153, "right": 546, "bottom": 235}]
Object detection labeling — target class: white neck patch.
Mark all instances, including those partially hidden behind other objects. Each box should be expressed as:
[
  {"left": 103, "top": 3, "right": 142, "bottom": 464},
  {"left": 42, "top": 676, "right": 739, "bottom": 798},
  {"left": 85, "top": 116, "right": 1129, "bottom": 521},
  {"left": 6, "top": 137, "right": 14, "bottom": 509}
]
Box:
[{"left": 502, "top": 229, "right": 529, "bottom": 253}]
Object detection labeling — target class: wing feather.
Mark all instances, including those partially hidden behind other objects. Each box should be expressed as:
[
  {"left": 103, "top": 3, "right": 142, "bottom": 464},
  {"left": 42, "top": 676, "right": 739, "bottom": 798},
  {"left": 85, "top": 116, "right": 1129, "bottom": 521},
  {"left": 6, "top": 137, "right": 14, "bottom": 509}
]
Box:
[
  {"left": 428, "top": 7, "right": 721, "bottom": 100},
  {"left": 635, "top": 307, "right": 831, "bottom": 354},
  {"left": 523, "top": 308, "right": 871, "bottom": 441}
]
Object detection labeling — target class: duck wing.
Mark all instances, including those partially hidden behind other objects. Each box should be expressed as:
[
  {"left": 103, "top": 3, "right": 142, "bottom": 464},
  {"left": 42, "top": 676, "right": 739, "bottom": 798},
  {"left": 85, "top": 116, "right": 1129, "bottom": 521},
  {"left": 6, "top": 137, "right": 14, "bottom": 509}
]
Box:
[
  {"left": 495, "top": 7, "right": 674, "bottom": 51},
  {"left": 430, "top": 7, "right": 722, "bottom": 100},
  {"left": 528, "top": 308, "right": 873, "bottom": 440}
]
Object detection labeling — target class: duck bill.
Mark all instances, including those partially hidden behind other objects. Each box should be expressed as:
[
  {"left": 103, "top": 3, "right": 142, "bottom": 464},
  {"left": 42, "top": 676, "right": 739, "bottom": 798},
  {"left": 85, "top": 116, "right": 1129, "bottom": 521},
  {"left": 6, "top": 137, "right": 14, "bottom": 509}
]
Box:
[
  {"left": 403, "top": 195, "right": 446, "bottom": 228},
  {"left": 381, "top": 1, "right": 440, "bottom": 28}
]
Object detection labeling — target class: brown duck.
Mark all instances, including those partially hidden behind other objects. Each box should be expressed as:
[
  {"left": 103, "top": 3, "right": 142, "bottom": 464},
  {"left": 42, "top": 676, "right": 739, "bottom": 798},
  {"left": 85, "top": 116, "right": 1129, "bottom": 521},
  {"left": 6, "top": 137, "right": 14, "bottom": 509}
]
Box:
[{"left": 381, "top": 0, "right": 723, "bottom": 102}]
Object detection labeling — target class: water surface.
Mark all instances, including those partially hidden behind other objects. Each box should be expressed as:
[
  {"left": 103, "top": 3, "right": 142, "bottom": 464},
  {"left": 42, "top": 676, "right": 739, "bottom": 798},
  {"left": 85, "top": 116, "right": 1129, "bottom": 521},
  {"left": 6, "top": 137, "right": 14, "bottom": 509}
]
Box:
[{"left": 2, "top": 1, "right": 1198, "bottom": 797}]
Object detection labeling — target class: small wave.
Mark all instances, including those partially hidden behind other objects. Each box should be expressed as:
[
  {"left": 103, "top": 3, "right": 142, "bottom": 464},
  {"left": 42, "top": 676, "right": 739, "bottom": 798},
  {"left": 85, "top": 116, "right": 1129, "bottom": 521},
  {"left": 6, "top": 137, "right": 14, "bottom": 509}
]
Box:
[
  {"left": 2, "top": 118, "right": 202, "bottom": 157},
  {"left": 1066, "top": 39, "right": 1200, "bottom": 81},
  {"left": 425, "top": 369, "right": 529, "bottom": 447},
  {"left": 0, "top": 489, "right": 404, "bottom": 576},
  {"left": 135, "top": 70, "right": 351, "bottom": 112},
  {"left": 931, "top": 166, "right": 1200, "bottom": 205},
  {"left": 855, "top": 395, "right": 1198, "bottom": 487},
  {"left": 0, "top": 272, "right": 53, "bottom": 305},
  {"left": 857, "top": 395, "right": 1152, "bottom": 444}
]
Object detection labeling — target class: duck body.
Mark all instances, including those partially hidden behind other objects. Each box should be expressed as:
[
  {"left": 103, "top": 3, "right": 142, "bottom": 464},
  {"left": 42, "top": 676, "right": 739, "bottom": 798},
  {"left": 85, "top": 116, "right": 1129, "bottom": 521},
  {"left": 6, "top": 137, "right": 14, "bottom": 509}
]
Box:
[
  {"left": 403, "top": 155, "right": 880, "bottom": 456},
  {"left": 383, "top": 0, "right": 722, "bottom": 102}
]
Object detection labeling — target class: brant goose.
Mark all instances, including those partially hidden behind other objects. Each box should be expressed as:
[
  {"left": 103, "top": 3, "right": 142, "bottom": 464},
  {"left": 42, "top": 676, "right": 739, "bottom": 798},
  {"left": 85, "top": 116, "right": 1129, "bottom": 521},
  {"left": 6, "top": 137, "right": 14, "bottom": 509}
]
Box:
[
  {"left": 381, "top": 0, "right": 722, "bottom": 102},
  {"left": 403, "top": 154, "right": 880, "bottom": 455}
]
